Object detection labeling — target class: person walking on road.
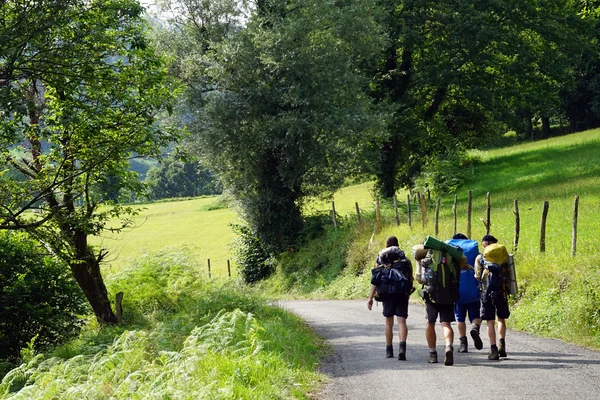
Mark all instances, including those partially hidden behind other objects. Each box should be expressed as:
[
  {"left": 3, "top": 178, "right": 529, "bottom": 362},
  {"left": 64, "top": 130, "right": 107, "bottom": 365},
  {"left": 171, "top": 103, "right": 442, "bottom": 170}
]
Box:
[
  {"left": 446, "top": 233, "right": 483, "bottom": 353},
  {"left": 413, "top": 241, "right": 461, "bottom": 366},
  {"left": 475, "top": 234, "right": 510, "bottom": 360},
  {"left": 367, "top": 236, "right": 414, "bottom": 360}
]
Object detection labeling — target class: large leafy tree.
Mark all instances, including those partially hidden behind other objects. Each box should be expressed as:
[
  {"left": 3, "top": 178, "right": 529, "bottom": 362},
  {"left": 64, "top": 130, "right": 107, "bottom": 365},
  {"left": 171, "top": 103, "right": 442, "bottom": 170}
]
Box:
[
  {"left": 165, "top": 0, "right": 384, "bottom": 252},
  {"left": 0, "top": 0, "right": 178, "bottom": 324},
  {"left": 371, "top": 0, "right": 588, "bottom": 197}
]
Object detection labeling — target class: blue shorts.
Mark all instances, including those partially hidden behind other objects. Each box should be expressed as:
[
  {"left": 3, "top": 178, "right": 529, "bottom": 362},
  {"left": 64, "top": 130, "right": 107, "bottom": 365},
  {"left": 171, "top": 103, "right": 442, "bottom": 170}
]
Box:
[
  {"left": 382, "top": 294, "right": 409, "bottom": 318},
  {"left": 454, "top": 301, "right": 481, "bottom": 323},
  {"left": 425, "top": 302, "right": 455, "bottom": 324},
  {"left": 481, "top": 296, "right": 510, "bottom": 320}
]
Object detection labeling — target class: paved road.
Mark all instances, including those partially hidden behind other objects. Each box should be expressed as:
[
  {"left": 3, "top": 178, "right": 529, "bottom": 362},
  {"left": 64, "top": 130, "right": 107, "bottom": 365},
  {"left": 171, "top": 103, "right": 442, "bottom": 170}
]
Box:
[{"left": 278, "top": 300, "right": 600, "bottom": 400}]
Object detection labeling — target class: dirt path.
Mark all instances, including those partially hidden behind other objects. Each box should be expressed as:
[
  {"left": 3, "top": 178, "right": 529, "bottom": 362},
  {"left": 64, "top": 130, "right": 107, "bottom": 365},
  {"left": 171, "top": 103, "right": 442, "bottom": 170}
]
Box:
[{"left": 278, "top": 300, "right": 600, "bottom": 400}]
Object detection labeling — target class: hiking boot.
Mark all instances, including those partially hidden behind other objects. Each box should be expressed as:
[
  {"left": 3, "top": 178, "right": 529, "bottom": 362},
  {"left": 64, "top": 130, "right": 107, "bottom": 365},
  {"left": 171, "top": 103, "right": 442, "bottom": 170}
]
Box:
[
  {"left": 458, "top": 336, "right": 468, "bottom": 353},
  {"left": 488, "top": 346, "right": 500, "bottom": 360},
  {"left": 470, "top": 324, "right": 483, "bottom": 350},
  {"left": 386, "top": 345, "right": 394, "bottom": 358},
  {"left": 499, "top": 339, "right": 507, "bottom": 357},
  {"left": 398, "top": 342, "right": 406, "bottom": 361},
  {"left": 444, "top": 346, "right": 454, "bottom": 366},
  {"left": 428, "top": 351, "right": 438, "bottom": 364}
]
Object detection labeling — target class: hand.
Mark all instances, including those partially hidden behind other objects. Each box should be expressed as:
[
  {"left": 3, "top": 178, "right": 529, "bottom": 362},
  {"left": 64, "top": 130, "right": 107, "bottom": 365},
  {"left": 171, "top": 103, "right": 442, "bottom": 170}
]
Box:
[{"left": 367, "top": 297, "right": 373, "bottom": 310}]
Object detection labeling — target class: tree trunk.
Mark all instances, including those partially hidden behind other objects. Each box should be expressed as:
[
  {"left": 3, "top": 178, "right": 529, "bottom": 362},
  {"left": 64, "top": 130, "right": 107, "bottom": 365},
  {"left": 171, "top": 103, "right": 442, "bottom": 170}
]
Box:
[
  {"left": 70, "top": 230, "right": 117, "bottom": 324},
  {"left": 376, "top": 133, "right": 400, "bottom": 198},
  {"left": 252, "top": 148, "right": 303, "bottom": 252},
  {"left": 525, "top": 117, "right": 534, "bottom": 140},
  {"left": 541, "top": 116, "right": 551, "bottom": 138}
]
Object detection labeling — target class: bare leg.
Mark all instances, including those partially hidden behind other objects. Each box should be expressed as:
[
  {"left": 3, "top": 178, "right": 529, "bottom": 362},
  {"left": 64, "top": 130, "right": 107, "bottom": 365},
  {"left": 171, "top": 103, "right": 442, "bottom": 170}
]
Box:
[
  {"left": 457, "top": 321, "right": 466, "bottom": 337},
  {"left": 385, "top": 316, "right": 394, "bottom": 345},
  {"left": 487, "top": 319, "right": 497, "bottom": 346},
  {"left": 498, "top": 318, "right": 506, "bottom": 339},
  {"left": 426, "top": 323, "right": 437, "bottom": 349},
  {"left": 441, "top": 322, "right": 454, "bottom": 347},
  {"left": 397, "top": 316, "right": 408, "bottom": 342}
]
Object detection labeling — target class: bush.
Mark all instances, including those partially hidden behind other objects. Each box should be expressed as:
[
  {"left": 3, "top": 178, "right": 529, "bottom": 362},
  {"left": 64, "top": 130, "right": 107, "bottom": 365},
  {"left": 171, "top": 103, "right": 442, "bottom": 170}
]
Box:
[
  {"left": 0, "top": 232, "right": 87, "bottom": 363},
  {"left": 230, "top": 224, "right": 275, "bottom": 284}
]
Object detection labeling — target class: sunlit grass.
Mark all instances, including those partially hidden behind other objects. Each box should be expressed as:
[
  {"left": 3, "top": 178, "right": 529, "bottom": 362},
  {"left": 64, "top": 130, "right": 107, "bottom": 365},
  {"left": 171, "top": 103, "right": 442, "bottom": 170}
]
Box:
[{"left": 93, "top": 183, "right": 377, "bottom": 277}]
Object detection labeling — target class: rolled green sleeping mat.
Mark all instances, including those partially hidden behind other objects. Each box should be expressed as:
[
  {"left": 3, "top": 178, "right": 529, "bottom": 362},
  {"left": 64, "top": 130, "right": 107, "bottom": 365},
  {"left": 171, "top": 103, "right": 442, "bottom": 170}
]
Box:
[{"left": 423, "top": 235, "right": 464, "bottom": 260}]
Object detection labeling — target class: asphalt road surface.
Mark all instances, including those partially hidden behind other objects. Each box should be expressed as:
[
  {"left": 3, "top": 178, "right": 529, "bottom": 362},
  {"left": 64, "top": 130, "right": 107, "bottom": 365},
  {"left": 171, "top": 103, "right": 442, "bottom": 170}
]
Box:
[{"left": 278, "top": 300, "right": 600, "bottom": 400}]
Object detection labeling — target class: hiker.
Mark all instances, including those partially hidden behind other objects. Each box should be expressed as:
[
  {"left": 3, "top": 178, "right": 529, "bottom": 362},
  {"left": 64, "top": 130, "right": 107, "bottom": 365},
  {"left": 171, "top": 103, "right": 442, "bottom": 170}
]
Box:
[
  {"left": 367, "top": 236, "right": 413, "bottom": 360},
  {"left": 446, "top": 233, "right": 483, "bottom": 353},
  {"left": 475, "top": 234, "right": 510, "bottom": 360},
  {"left": 414, "top": 237, "right": 461, "bottom": 366}
]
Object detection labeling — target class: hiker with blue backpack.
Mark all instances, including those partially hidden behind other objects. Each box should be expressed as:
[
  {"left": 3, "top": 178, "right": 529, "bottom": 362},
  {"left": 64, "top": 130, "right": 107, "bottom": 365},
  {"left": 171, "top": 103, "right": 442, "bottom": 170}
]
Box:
[
  {"left": 446, "top": 233, "right": 484, "bottom": 353},
  {"left": 475, "top": 234, "right": 511, "bottom": 360},
  {"left": 367, "top": 236, "right": 414, "bottom": 360}
]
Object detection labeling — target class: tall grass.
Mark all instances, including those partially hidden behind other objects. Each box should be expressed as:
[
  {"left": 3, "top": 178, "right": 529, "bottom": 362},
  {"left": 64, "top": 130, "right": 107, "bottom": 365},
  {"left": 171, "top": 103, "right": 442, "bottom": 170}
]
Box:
[{"left": 0, "top": 249, "right": 326, "bottom": 399}]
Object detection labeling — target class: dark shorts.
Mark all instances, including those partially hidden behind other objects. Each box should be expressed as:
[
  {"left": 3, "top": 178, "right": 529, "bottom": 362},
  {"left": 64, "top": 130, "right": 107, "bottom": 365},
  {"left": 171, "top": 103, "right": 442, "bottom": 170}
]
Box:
[
  {"left": 454, "top": 301, "right": 481, "bottom": 323},
  {"left": 481, "top": 296, "right": 510, "bottom": 320},
  {"left": 382, "top": 294, "right": 409, "bottom": 318},
  {"left": 425, "top": 301, "right": 455, "bottom": 324}
]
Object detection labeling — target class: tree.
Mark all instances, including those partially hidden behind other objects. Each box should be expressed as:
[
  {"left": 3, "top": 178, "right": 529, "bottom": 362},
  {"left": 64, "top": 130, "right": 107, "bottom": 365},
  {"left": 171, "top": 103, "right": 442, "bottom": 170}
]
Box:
[
  {"left": 0, "top": 0, "right": 178, "bottom": 324},
  {"left": 370, "top": 0, "right": 589, "bottom": 196},
  {"left": 145, "top": 155, "right": 221, "bottom": 199},
  {"left": 189, "top": 0, "right": 384, "bottom": 252}
]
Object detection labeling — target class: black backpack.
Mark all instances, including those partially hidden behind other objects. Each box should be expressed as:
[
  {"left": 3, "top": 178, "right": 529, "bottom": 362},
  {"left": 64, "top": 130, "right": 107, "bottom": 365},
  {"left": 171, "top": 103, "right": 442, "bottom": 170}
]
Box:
[{"left": 371, "top": 247, "right": 413, "bottom": 301}]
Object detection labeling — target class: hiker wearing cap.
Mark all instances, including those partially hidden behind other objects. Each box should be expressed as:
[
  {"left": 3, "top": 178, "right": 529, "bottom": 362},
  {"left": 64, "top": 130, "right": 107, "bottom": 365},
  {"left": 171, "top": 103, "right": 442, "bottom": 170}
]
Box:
[
  {"left": 475, "top": 234, "right": 511, "bottom": 360},
  {"left": 367, "top": 236, "right": 414, "bottom": 360}
]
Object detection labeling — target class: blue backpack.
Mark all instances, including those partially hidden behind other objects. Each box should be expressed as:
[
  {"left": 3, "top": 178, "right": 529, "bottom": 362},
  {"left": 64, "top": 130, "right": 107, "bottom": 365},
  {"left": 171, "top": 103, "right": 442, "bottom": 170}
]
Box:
[
  {"left": 446, "top": 239, "right": 479, "bottom": 266},
  {"left": 446, "top": 238, "right": 480, "bottom": 304}
]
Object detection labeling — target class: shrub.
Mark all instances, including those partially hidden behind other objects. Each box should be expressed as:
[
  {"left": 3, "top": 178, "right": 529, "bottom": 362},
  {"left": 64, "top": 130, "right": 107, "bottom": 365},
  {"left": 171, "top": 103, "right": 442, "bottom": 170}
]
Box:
[
  {"left": 0, "top": 232, "right": 87, "bottom": 363},
  {"left": 230, "top": 224, "right": 275, "bottom": 284}
]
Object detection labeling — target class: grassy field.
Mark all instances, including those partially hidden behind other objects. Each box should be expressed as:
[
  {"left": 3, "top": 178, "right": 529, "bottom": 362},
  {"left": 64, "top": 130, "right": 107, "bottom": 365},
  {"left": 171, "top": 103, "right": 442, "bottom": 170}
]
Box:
[{"left": 92, "top": 182, "right": 377, "bottom": 278}]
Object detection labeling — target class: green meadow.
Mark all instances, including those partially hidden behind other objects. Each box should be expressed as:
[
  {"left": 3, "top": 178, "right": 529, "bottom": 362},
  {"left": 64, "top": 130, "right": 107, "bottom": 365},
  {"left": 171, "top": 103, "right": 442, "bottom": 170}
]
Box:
[{"left": 92, "top": 182, "right": 377, "bottom": 278}]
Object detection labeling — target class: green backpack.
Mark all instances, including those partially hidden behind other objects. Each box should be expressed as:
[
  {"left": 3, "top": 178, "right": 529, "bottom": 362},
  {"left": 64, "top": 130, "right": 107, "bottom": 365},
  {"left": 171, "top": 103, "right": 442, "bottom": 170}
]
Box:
[{"left": 419, "top": 249, "right": 460, "bottom": 305}]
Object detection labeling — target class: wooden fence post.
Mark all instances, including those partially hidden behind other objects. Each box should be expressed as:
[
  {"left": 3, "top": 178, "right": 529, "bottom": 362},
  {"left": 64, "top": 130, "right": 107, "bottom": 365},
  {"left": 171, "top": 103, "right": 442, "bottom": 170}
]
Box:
[
  {"left": 467, "top": 190, "right": 472, "bottom": 239},
  {"left": 434, "top": 197, "right": 441, "bottom": 236},
  {"left": 393, "top": 193, "right": 400, "bottom": 226},
  {"left": 485, "top": 192, "right": 491, "bottom": 234},
  {"left": 540, "top": 201, "right": 549, "bottom": 252},
  {"left": 572, "top": 196, "right": 579, "bottom": 257},
  {"left": 513, "top": 199, "right": 520, "bottom": 253},
  {"left": 207, "top": 259, "right": 211, "bottom": 278},
  {"left": 376, "top": 198, "right": 382, "bottom": 232},
  {"left": 331, "top": 201, "right": 337, "bottom": 230},
  {"left": 420, "top": 193, "right": 427, "bottom": 228},
  {"left": 227, "top": 259, "right": 231, "bottom": 277},
  {"left": 453, "top": 194, "right": 457, "bottom": 236},
  {"left": 355, "top": 202, "right": 362, "bottom": 225},
  {"left": 116, "top": 292, "right": 124, "bottom": 323},
  {"left": 407, "top": 194, "right": 412, "bottom": 227}
]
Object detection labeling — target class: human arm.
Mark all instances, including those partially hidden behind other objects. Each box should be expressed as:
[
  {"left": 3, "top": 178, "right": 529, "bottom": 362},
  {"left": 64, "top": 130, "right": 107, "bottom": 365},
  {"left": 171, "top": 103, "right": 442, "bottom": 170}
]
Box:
[
  {"left": 474, "top": 254, "right": 483, "bottom": 280},
  {"left": 367, "top": 284, "right": 376, "bottom": 310}
]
